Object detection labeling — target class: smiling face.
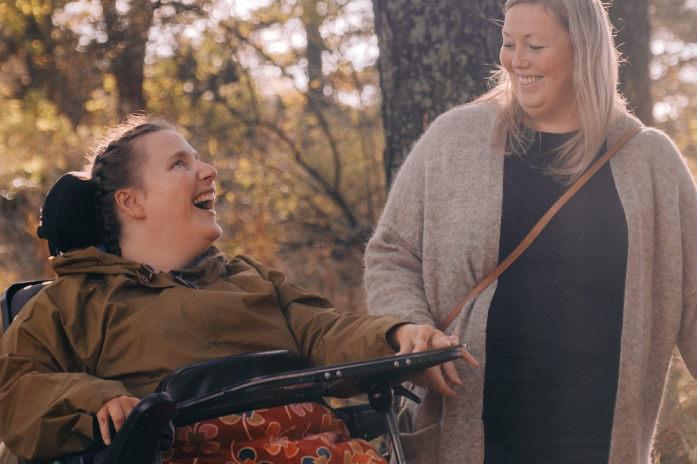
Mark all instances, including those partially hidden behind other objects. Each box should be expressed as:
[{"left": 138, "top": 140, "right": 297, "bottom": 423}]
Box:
[
  {"left": 133, "top": 129, "right": 222, "bottom": 257},
  {"left": 501, "top": 2, "right": 579, "bottom": 132}
]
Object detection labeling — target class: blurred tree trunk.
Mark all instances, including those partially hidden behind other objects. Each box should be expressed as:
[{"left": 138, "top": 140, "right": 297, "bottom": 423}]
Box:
[
  {"left": 102, "top": 0, "right": 154, "bottom": 119},
  {"left": 608, "top": 0, "right": 654, "bottom": 126},
  {"left": 373, "top": 0, "right": 504, "bottom": 189},
  {"left": 374, "top": 0, "right": 655, "bottom": 188}
]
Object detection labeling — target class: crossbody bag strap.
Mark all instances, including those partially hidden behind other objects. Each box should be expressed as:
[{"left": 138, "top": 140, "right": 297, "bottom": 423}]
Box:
[{"left": 438, "top": 127, "right": 644, "bottom": 332}]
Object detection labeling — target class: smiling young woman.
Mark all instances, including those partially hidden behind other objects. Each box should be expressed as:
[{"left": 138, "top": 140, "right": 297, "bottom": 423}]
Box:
[
  {"left": 0, "top": 114, "right": 479, "bottom": 463},
  {"left": 499, "top": 2, "right": 578, "bottom": 133},
  {"left": 114, "top": 129, "right": 223, "bottom": 273}
]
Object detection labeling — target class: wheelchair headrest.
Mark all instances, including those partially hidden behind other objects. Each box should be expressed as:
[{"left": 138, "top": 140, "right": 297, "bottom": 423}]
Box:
[{"left": 37, "top": 172, "right": 102, "bottom": 256}]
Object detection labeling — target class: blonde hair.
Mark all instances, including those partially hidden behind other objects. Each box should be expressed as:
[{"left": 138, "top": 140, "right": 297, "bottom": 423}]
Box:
[{"left": 475, "top": 0, "right": 628, "bottom": 184}]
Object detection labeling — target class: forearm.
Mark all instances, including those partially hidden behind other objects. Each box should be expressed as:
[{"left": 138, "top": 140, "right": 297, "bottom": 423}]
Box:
[
  {"left": 0, "top": 361, "right": 130, "bottom": 461},
  {"left": 284, "top": 302, "right": 408, "bottom": 367}
]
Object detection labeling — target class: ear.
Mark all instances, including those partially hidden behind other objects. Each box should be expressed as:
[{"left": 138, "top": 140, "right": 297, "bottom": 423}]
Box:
[{"left": 114, "top": 188, "right": 146, "bottom": 220}]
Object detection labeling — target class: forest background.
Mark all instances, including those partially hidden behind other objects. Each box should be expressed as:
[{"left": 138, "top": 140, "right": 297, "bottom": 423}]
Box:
[{"left": 1, "top": 0, "right": 697, "bottom": 461}]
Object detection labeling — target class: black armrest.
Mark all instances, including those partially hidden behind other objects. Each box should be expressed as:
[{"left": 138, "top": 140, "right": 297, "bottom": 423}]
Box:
[
  {"left": 156, "top": 350, "right": 309, "bottom": 403},
  {"left": 173, "top": 345, "right": 463, "bottom": 425},
  {"left": 98, "top": 392, "right": 175, "bottom": 464},
  {"left": 28, "top": 393, "right": 175, "bottom": 464}
]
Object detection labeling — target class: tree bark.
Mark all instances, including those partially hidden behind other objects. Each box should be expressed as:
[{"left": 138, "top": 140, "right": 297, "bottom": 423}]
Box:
[
  {"left": 373, "top": 0, "right": 504, "bottom": 188},
  {"left": 608, "top": 0, "right": 654, "bottom": 126},
  {"left": 102, "top": 0, "right": 153, "bottom": 119}
]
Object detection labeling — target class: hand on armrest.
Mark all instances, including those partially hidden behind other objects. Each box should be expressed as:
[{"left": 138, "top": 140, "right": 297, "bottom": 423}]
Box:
[
  {"left": 386, "top": 323, "right": 479, "bottom": 398},
  {"left": 96, "top": 395, "right": 140, "bottom": 445}
]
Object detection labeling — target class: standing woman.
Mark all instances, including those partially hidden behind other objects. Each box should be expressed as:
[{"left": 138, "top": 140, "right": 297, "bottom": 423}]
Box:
[{"left": 365, "top": 1, "right": 697, "bottom": 463}]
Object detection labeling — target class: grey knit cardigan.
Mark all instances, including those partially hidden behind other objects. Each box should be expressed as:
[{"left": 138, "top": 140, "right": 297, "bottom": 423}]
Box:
[{"left": 365, "top": 101, "right": 697, "bottom": 464}]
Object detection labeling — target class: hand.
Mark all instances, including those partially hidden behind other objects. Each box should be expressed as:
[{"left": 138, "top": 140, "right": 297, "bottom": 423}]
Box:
[
  {"left": 387, "top": 323, "right": 479, "bottom": 398},
  {"left": 96, "top": 395, "right": 140, "bottom": 445}
]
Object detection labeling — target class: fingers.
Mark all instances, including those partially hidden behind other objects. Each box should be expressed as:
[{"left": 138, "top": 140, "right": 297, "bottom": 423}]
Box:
[
  {"left": 441, "top": 361, "right": 462, "bottom": 386},
  {"left": 460, "top": 347, "right": 480, "bottom": 367},
  {"left": 424, "top": 365, "right": 457, "bottom": 398},
  {"left": 96, "top": 396, "right": 140, "bottom": 445}
]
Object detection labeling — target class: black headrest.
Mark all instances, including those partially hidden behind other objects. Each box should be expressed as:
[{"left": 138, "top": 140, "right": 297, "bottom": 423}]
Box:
[{"left": 37, "top": 172, "right": 102, "bottom": 256}]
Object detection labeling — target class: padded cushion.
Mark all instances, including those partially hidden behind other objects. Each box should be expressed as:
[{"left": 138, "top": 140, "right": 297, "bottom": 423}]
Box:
[{"left": 37, "top": 172, "right": 102, "bottom": 256}]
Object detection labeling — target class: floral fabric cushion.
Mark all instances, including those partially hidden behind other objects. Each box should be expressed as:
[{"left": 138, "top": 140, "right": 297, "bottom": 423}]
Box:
[{"left": 161, "top": 402, "right": 386, "bottom": 464}]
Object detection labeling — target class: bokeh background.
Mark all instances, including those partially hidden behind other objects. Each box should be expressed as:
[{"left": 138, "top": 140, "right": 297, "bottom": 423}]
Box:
[{"left": 1, "top": 0, "right": 697, "bottom": 461}]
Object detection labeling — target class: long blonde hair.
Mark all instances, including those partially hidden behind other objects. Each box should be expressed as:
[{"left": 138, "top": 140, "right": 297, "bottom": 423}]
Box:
[{"left": 475, "top": 0, "right": 628, "bottom": 184}]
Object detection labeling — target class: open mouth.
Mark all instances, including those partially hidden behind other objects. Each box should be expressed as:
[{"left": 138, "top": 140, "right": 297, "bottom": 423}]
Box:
[
  {"left": 193, "top": 192, "right": 216, "bottom": 210},
  {"left": 519, "top": 75, "right": 542, "bottom": 85}
]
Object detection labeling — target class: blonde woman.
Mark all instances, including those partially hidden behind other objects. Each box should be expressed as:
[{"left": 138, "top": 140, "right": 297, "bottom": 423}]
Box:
[{"left": 365, "top": 1, "right": 697, "bottom": 463}]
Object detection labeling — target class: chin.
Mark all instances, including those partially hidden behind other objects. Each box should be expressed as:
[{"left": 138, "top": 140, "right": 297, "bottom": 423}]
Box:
[{"left": 205, "top": 225, "right": 223, "bottom": 243}]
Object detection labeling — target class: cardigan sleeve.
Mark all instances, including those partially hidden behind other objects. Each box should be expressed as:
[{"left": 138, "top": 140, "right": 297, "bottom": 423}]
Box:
[
  {"left": 651, "top": 130, "right": 697, "bottom": 376},
  {"left": 0, "top": 286, "right": 131, "bottom": 461},
  {"left": 674, "top": 164, "right": 697, "bottom": 373},
  {"left": 364, "top": 122, "right": 436, "bottom": 327}
]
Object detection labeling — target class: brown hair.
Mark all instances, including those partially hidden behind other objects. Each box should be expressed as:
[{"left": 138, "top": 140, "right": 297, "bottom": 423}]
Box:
[{"left": 84, "top": 114, "right": 227, "bottom": 284}]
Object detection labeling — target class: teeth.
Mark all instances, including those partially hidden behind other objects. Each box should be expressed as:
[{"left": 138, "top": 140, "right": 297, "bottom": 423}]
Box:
[
  {"left": 519, "top": 76, "right": 542, "bottom": 85},
  {"left": 193, "top": 192, "right": 216, "bottom": 205}
]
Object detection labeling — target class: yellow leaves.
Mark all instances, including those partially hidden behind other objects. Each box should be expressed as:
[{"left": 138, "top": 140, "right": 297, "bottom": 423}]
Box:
[
  {"left": 14, "top": 0, "right": 49, "bottom": 19},
  {"left": 84, "top": 99, "right": 105, "bottom": 112},
  {"left": 22, "top": 157, "right": 44, "bottom": 177},
  {"left": 208, "top": 139, "right": 219, "bottom": 155},
  {"left": 103, "top": 74, "right": 116, "bottom": 93}
]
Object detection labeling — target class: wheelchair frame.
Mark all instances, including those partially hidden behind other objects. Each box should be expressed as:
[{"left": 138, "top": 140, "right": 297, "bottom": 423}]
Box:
[{"left": 1, "top": 281, "right": 461, "bottom": 464}]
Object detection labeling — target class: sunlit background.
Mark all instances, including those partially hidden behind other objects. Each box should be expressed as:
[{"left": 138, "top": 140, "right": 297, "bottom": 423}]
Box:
[{"left": 2, "top": 0, "right": 697, "bottom": 461}]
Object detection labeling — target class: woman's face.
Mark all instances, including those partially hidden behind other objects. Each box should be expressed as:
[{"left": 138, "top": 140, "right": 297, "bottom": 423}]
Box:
[
  {"left": 501, "top": 3, "right": 579, "bottom": 132},
  {"left": 134, "top": 130, "right": 222, "bottom": 253}
]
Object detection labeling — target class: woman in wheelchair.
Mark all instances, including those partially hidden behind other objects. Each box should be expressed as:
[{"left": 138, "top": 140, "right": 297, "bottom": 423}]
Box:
[{"left": 0, "top": 115, "right": 477, "bottom": 463}]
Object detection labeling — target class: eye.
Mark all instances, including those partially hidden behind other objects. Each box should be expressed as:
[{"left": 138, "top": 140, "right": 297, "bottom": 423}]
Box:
[
  {"left": 529, "top": 45, "right": 543, "bottom": 51},
  {"left": 173, "top": 159, "right": 185, "bottom": 168},
  {"left": 502, "top": 43, "right": 514, "bottom": 49}
]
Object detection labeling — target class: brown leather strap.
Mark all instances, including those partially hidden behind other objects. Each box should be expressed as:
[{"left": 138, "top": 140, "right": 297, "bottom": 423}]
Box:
[{"left": 438, "top": 127, "right": 644, "bottom": 331}]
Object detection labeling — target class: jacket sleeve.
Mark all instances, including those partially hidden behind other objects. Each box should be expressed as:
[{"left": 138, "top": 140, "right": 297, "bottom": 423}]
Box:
[
  {"left": 364, "top": 124, "right": 435, "bottom": 327},
  {"left": 238, "top": 256, "right": 407, "bottom": 367},
  {"left": 0, "top": 285, "right": 131, "bottom": 461}
]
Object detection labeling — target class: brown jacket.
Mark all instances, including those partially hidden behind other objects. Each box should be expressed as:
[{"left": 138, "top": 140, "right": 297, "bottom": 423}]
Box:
[{"left": 0, "top": 247, "right": 404, "bottom": 461}]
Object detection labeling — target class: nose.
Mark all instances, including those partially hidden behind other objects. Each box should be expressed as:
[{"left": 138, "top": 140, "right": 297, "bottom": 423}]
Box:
[
  {"left": 198, "top": 160, "right": 217, "bottom": 182},
  {"left": 511, "top": 46, "right": 528, "bottom": 70}
]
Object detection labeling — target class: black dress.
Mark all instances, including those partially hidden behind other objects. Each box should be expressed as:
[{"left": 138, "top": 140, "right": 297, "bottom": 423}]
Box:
[{"left": 482, "top": 132, "right": 627, "bottom": 464}]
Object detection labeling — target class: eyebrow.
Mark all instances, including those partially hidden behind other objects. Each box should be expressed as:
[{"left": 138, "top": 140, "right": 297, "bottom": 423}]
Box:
[
  {"left": 502, "top": 31, "right": 538, "bottom": 38},
  {"left": 167, "top": 150, "right": 199, "bottom": 162}
]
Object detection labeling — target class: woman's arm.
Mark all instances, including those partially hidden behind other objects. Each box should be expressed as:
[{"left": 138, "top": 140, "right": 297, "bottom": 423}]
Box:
[
  {"left": 0, "top": 291, "right": 131, "bottom": 461},
  {"left": 365, "top": 124, "right": 433, "bottom": 326}
]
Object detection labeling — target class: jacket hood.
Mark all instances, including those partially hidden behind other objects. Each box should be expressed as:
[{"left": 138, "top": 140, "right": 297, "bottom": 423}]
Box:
[{"left": 50, "top": 246, "right": 142, "bottom": 277}]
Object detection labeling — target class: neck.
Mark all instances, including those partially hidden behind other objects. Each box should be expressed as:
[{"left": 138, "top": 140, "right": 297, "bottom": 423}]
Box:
[
  {"left": 524, "top": 110, "right": 581, "bottom": 134},
  {"left": 119, "top": 226, "right": 209, "bottom": 273}
]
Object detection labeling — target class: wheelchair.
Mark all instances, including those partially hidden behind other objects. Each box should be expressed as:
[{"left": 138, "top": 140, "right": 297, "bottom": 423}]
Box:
[
  {"left": 2, "top": 279, "right": 460, "bottom": 464},
  {"left": 0, "top": 173, "right": 463, "bottom": 464}
]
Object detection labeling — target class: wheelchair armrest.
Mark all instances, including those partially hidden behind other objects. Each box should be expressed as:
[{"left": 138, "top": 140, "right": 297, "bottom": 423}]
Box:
[
  {"left": 28, "top": 393, "right": 175, "bottom": 464},
  {"left": 97, "top": 392, "right": 175, "bottom": 464},
  {"left": 156, "top": 350, "right": 309, "bottom": 403}
]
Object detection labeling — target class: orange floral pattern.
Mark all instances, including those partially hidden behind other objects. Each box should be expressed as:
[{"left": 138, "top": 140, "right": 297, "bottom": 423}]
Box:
[{"left": 161, "top": 402, "right": 386, "bottom": 464}]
